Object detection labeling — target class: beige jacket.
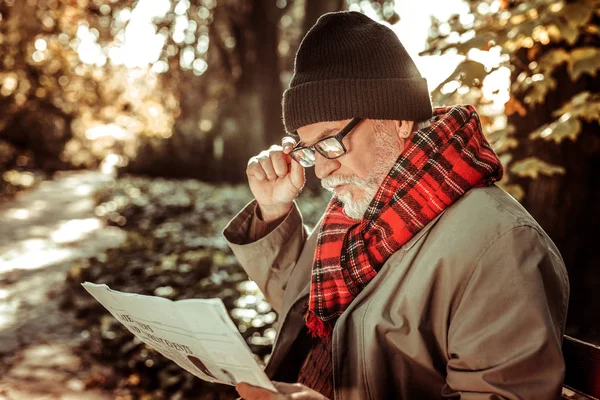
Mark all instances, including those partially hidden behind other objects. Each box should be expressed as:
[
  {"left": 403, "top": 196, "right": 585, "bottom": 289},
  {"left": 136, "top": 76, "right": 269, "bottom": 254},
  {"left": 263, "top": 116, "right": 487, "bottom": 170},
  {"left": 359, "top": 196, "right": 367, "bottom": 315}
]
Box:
[{"left": 223, "top": 185, "right": 569, "bottom": 400}]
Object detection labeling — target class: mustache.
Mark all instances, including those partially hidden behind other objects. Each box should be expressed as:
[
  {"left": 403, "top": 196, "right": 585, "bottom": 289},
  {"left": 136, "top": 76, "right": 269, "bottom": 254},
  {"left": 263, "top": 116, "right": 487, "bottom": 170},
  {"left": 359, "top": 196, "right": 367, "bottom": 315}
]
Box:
[{"left": 321, "top": 174, "right": 366, "bottom": 191}]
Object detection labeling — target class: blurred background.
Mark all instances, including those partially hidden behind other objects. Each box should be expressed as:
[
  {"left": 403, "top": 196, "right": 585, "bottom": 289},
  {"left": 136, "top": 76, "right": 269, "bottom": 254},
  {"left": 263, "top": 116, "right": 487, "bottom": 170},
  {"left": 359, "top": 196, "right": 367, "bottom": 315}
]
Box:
[{"left": 0, "top": 0, "right": 598, "bottom": 398}]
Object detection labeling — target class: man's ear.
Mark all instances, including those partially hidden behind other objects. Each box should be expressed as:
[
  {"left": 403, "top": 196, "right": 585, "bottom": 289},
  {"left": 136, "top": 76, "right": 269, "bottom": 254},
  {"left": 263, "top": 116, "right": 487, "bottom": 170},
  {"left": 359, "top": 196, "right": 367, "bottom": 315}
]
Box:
[{"left": 394, "top": 120, "right": 414, "bottom": 139}]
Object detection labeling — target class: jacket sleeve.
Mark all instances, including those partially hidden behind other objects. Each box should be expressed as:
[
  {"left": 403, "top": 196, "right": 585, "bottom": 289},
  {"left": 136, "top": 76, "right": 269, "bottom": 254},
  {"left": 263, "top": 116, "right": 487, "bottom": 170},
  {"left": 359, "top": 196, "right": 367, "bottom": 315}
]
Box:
[
  {"left": 442, "top": 225, "right": 570, "bottom": 400},
  {"left": 222, "top": 200, "right": 309, "bottom": 313}
]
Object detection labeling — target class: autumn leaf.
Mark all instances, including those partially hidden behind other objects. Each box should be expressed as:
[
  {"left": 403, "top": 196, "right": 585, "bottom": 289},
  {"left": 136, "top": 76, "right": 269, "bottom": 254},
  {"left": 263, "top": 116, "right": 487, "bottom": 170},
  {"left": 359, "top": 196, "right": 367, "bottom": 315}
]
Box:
[
  {"left": 505, "top": 97, "right": 527, "bottom": 116},
  {"left": 492, "top": 137, "right": 519, "bottom": 154},
  {"left": 523, "top": 75, "right": 557, "bottom": 107},
  {"left": 552, "top": 18, "right": 580, "bottom": 45},
  {"left": 487, "top": 124, "right": 516, "bottom": 143},
  {"left": 510, "top": 157, "right": 566, "bottom": 179},
  {"left": 512, "top": 48, "right": 569, "bottom": 104},
  {"left": 565, "top": 91, "right": 593, "bottom": 107},
  {"left": 567, "top": 47, "right": 600, "bottom": 81},
  {"left": 527, "top": 45, "right": 542, "bottom": 61},
  {"left": 453, "top": 60, "right": 488, "bottom": 86},
  {"left": 530, "top": 112, "right": 582, "bottom": 144},
  {"left": 537, "top": 48, "right": 569, "bottom": 75},
  {"left": 499, "top": 0, "right": 511, "bottom": 11},
  {"left": 562, "top": 3, "right": 594, "bottom": 28},
  {"left": 552, "top": 91, "right": 600, "bottom": 123}
]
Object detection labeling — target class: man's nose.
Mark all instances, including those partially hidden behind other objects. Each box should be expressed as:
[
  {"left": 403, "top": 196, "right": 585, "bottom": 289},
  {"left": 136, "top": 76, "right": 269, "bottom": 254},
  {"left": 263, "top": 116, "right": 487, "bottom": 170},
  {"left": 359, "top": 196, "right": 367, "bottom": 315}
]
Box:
[{"left": 315, "top": 152, "right": 340, "bottom": 180}]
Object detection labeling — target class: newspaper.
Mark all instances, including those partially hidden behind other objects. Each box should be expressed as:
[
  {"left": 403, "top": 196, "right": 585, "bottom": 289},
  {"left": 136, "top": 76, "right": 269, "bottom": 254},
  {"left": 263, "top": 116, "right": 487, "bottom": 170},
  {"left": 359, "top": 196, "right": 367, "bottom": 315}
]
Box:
[{"left": 82, "top": 282, "right": 276, "bottom": 391}]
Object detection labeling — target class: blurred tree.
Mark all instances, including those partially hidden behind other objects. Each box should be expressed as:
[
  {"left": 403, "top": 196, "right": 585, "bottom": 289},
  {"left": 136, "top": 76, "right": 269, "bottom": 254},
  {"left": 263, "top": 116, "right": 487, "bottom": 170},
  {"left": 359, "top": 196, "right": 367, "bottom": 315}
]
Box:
[
  {"left": 0, "top": 0, "right": 76, "bottom": 170},
  {"left": 422, "top": 0, "right": 600, "bottom": 340},
  {"left": 1, "top": 0, "right": 398, "bottom": 183},
  {"left": 126, "top": 0, "right": 399, "bottom": 182},
  {"left": 0, "top": 0, "right": 178, "bottom": 176}
]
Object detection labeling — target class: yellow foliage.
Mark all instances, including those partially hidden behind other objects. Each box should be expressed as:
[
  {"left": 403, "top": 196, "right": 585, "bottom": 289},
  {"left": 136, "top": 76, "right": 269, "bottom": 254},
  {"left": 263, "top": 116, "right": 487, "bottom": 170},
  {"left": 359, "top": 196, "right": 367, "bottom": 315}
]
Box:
[
  {"left": 552, "top": 91, "right": 600, "bottom": 122},
  {"left": 505, "top": 97, "right": 527, "bottom": 117},
  {"left": 562, "top": 3, "right": 594, "bottom": 28},
  {"left": 530, "top": 113, "right": 582, "bottom": 144},
  {"left": 510, "top": 157, "right": 566, "bottom": 179},
  {"left": 567, "top": 47, "right": 600, "bottom": 81}
]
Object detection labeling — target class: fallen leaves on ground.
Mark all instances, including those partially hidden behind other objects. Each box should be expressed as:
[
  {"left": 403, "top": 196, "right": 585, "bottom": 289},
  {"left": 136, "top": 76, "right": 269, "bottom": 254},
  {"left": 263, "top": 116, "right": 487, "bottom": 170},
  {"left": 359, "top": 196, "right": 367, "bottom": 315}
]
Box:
[{"left": 60, "top": 174, "right": 329, "bottom": 399}]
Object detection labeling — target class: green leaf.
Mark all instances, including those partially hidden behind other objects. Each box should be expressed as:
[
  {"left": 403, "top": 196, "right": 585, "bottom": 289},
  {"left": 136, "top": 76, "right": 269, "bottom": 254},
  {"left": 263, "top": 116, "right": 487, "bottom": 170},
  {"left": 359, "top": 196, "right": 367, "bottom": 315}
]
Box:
[
  {"left": 568, "top": 47, "right": 600, "bottom": 81},
  {"left": 529, "top": 113, "right": 582, "bottom": 144},
  {"left": 510, "top": 157, "right": 566, "bottom": 179}
]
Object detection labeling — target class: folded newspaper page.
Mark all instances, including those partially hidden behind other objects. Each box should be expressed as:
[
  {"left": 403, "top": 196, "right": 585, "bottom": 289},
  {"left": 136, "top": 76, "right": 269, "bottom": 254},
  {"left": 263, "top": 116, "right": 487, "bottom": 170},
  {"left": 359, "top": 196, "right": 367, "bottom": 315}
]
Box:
[{"left": 82, "top": 282, "right": 276, "bottom": 391}]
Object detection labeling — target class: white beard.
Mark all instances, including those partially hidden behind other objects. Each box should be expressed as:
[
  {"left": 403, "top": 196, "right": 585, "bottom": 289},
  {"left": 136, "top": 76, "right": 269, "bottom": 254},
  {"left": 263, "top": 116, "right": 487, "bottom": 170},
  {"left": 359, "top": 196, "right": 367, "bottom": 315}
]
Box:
[
  {"left": 323, "top": 175, "right": 379, "bottom": 221},
  {"left": 321, "top": 133, "right": 400, "bottom": 221}
]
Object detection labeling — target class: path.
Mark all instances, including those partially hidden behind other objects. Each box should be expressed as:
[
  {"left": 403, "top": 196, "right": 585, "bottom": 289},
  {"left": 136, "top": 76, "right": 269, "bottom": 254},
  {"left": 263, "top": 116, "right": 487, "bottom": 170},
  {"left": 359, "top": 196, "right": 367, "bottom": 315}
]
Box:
[{"left": 0, "top": 170, "right": 126, "bottom": 399}]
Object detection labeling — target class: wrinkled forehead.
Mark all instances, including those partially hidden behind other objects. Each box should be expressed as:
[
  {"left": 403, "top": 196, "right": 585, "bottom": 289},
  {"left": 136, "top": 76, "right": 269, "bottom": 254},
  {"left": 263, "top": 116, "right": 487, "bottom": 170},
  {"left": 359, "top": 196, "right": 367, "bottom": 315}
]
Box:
[{"left": 296, "top": 119, "right": 353, "bottom": 146}]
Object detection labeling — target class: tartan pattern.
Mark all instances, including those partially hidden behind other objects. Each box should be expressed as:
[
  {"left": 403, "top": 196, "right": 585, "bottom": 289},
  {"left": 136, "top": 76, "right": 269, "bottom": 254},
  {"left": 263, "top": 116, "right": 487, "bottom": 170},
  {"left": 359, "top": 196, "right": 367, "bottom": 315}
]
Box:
[{"left": 305, "top": 105, "right": 504, "bottom": 338}]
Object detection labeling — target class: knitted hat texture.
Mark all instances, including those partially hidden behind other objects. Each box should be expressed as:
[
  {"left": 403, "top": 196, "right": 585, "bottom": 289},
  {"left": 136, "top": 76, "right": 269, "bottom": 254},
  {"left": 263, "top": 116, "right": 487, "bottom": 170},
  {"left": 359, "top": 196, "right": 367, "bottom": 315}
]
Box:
[{"left": 282, "top": 11, "right": 433, "bottom": 133}]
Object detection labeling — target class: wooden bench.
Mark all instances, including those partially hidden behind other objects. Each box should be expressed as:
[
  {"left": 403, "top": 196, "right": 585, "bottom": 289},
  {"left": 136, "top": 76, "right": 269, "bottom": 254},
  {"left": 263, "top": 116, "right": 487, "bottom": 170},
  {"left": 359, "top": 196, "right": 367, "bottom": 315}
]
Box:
[{"left": 562, "top": 335, "right": 600, "bottom": 399}]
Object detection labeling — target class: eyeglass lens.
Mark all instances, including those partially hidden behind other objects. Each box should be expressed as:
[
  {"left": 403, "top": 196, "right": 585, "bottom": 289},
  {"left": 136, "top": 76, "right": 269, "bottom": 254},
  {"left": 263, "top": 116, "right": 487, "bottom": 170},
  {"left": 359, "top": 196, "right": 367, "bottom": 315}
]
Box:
[
  {"left": 315, "top": 138, "right": 345, "bottom": 158},
  {"left": 291, "top": 148, "right": 316, "bottom": 167},
  {"left": 291, "top": 138, "right": 345, "bottom": 167}
]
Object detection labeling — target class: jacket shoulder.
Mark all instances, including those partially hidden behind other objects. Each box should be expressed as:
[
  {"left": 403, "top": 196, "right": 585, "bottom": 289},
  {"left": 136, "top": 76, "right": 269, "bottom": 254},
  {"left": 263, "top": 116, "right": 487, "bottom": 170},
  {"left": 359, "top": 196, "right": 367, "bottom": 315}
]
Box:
[
  {"left": 421, "top": 185, "right": 561, "bottom": 265},
  {"left": 451, "top": 185, "right": 541, "bottom": 230}
]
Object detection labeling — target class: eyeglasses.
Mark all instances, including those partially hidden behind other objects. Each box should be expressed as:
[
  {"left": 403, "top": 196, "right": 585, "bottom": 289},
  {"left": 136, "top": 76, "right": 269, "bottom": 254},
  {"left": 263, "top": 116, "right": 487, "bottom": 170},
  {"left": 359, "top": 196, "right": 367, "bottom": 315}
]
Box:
[{"left": 289, "top": 117, "right": 363, "bottom": 167}]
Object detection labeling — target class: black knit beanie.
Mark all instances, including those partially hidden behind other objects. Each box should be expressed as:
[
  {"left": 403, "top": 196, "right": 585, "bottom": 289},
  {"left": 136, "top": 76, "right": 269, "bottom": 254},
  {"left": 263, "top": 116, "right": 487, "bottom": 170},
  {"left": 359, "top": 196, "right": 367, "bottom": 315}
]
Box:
[{"left": 282, "top": 11, "right": 433, "bottom": 133}]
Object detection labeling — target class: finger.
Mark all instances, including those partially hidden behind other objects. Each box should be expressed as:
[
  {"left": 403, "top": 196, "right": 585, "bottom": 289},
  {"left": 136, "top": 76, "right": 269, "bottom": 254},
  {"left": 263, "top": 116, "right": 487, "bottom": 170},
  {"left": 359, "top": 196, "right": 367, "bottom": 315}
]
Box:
[
  {"left": 289, "top": 154, "right": 306, "bottom": 191},
  {"left": 271, "top": 150, "right": 289, "bottom": 178},
  {"left": 257, "top": 152, "right": 277, "bottom": 180},
  {"left": 272, "top": 382, "right": 304, "bottom": 394},
  {"left": 281, "top": 137, "right": 297, "bottom": 154},
  {"left": 236, "top": 382, "right": 282, "bottom": 400},
  {"left": 247, "top": 157, "right": 267, "bottom": 181}
]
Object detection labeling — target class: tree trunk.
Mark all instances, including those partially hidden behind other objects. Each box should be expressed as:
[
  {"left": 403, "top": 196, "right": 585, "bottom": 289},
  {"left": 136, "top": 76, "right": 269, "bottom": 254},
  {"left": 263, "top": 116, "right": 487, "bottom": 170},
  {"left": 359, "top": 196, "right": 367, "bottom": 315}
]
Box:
[
  {"left": 303, "top": 0, "right": 346, "bottom": 34},
  {"left": 299, "top": 0, "right": 346, "bottom": 191},
  {"left": 509, "top": 51, "right": 600, "bottom": 342},
  {"left": 217, "top": 0, "right": 286, "bottom": 181}
]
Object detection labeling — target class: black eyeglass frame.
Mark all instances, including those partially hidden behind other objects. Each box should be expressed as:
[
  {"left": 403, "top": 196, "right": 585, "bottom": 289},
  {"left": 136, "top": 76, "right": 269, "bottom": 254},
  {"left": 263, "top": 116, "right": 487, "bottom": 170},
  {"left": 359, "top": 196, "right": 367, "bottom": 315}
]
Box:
[{"left": 289, "top": 117, "right": 363, "bottom": 165}]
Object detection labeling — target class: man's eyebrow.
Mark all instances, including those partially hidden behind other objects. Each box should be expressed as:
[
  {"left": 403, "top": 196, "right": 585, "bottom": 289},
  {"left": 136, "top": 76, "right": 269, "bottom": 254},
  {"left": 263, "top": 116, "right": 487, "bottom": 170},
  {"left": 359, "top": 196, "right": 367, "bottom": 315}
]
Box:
[{"left": 297, "top": 127, "right": 338, "bottom": 147}]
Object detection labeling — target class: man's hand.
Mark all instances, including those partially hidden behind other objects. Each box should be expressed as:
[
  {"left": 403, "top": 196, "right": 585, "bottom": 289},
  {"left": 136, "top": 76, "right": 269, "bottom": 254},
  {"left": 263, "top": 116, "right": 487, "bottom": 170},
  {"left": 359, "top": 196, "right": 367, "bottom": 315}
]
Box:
[
  {"left": 236, "top": 381, "right": 329, "bottom": 400},
  {"left": 246, "top": 137, "right": 306, "bottom": 222}
]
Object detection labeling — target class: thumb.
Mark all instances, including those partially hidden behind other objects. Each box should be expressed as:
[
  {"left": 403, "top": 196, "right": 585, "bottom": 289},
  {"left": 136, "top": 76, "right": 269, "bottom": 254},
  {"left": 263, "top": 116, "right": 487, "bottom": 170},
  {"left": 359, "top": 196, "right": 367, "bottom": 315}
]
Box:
[
  {"left": 272, "top": 381, "right": 305, "bottom": 394},
  {"left": 236, "top": 382, "right": 282, "bottom": 400}
]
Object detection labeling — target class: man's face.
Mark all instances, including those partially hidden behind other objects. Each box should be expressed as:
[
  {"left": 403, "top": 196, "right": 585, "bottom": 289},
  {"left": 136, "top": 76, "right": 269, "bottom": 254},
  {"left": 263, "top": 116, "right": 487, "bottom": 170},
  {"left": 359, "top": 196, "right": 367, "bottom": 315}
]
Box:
[{"left": 296, "top": 119, "right": 410, "bottom": 221}]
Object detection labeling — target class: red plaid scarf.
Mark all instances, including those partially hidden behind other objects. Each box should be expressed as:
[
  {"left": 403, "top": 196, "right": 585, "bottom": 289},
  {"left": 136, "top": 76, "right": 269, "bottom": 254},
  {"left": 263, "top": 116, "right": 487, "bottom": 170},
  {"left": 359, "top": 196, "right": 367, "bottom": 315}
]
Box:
[{"left": 305, "top": 105, "right": 504, "bottom": 338}]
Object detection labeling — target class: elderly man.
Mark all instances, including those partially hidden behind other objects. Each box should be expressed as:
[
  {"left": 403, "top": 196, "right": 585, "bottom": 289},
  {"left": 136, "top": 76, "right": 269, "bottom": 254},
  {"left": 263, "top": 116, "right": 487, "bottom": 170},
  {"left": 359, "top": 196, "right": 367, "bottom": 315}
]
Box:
[{"left": 223, "top": 11, "right": 569, "bottom": 400}]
